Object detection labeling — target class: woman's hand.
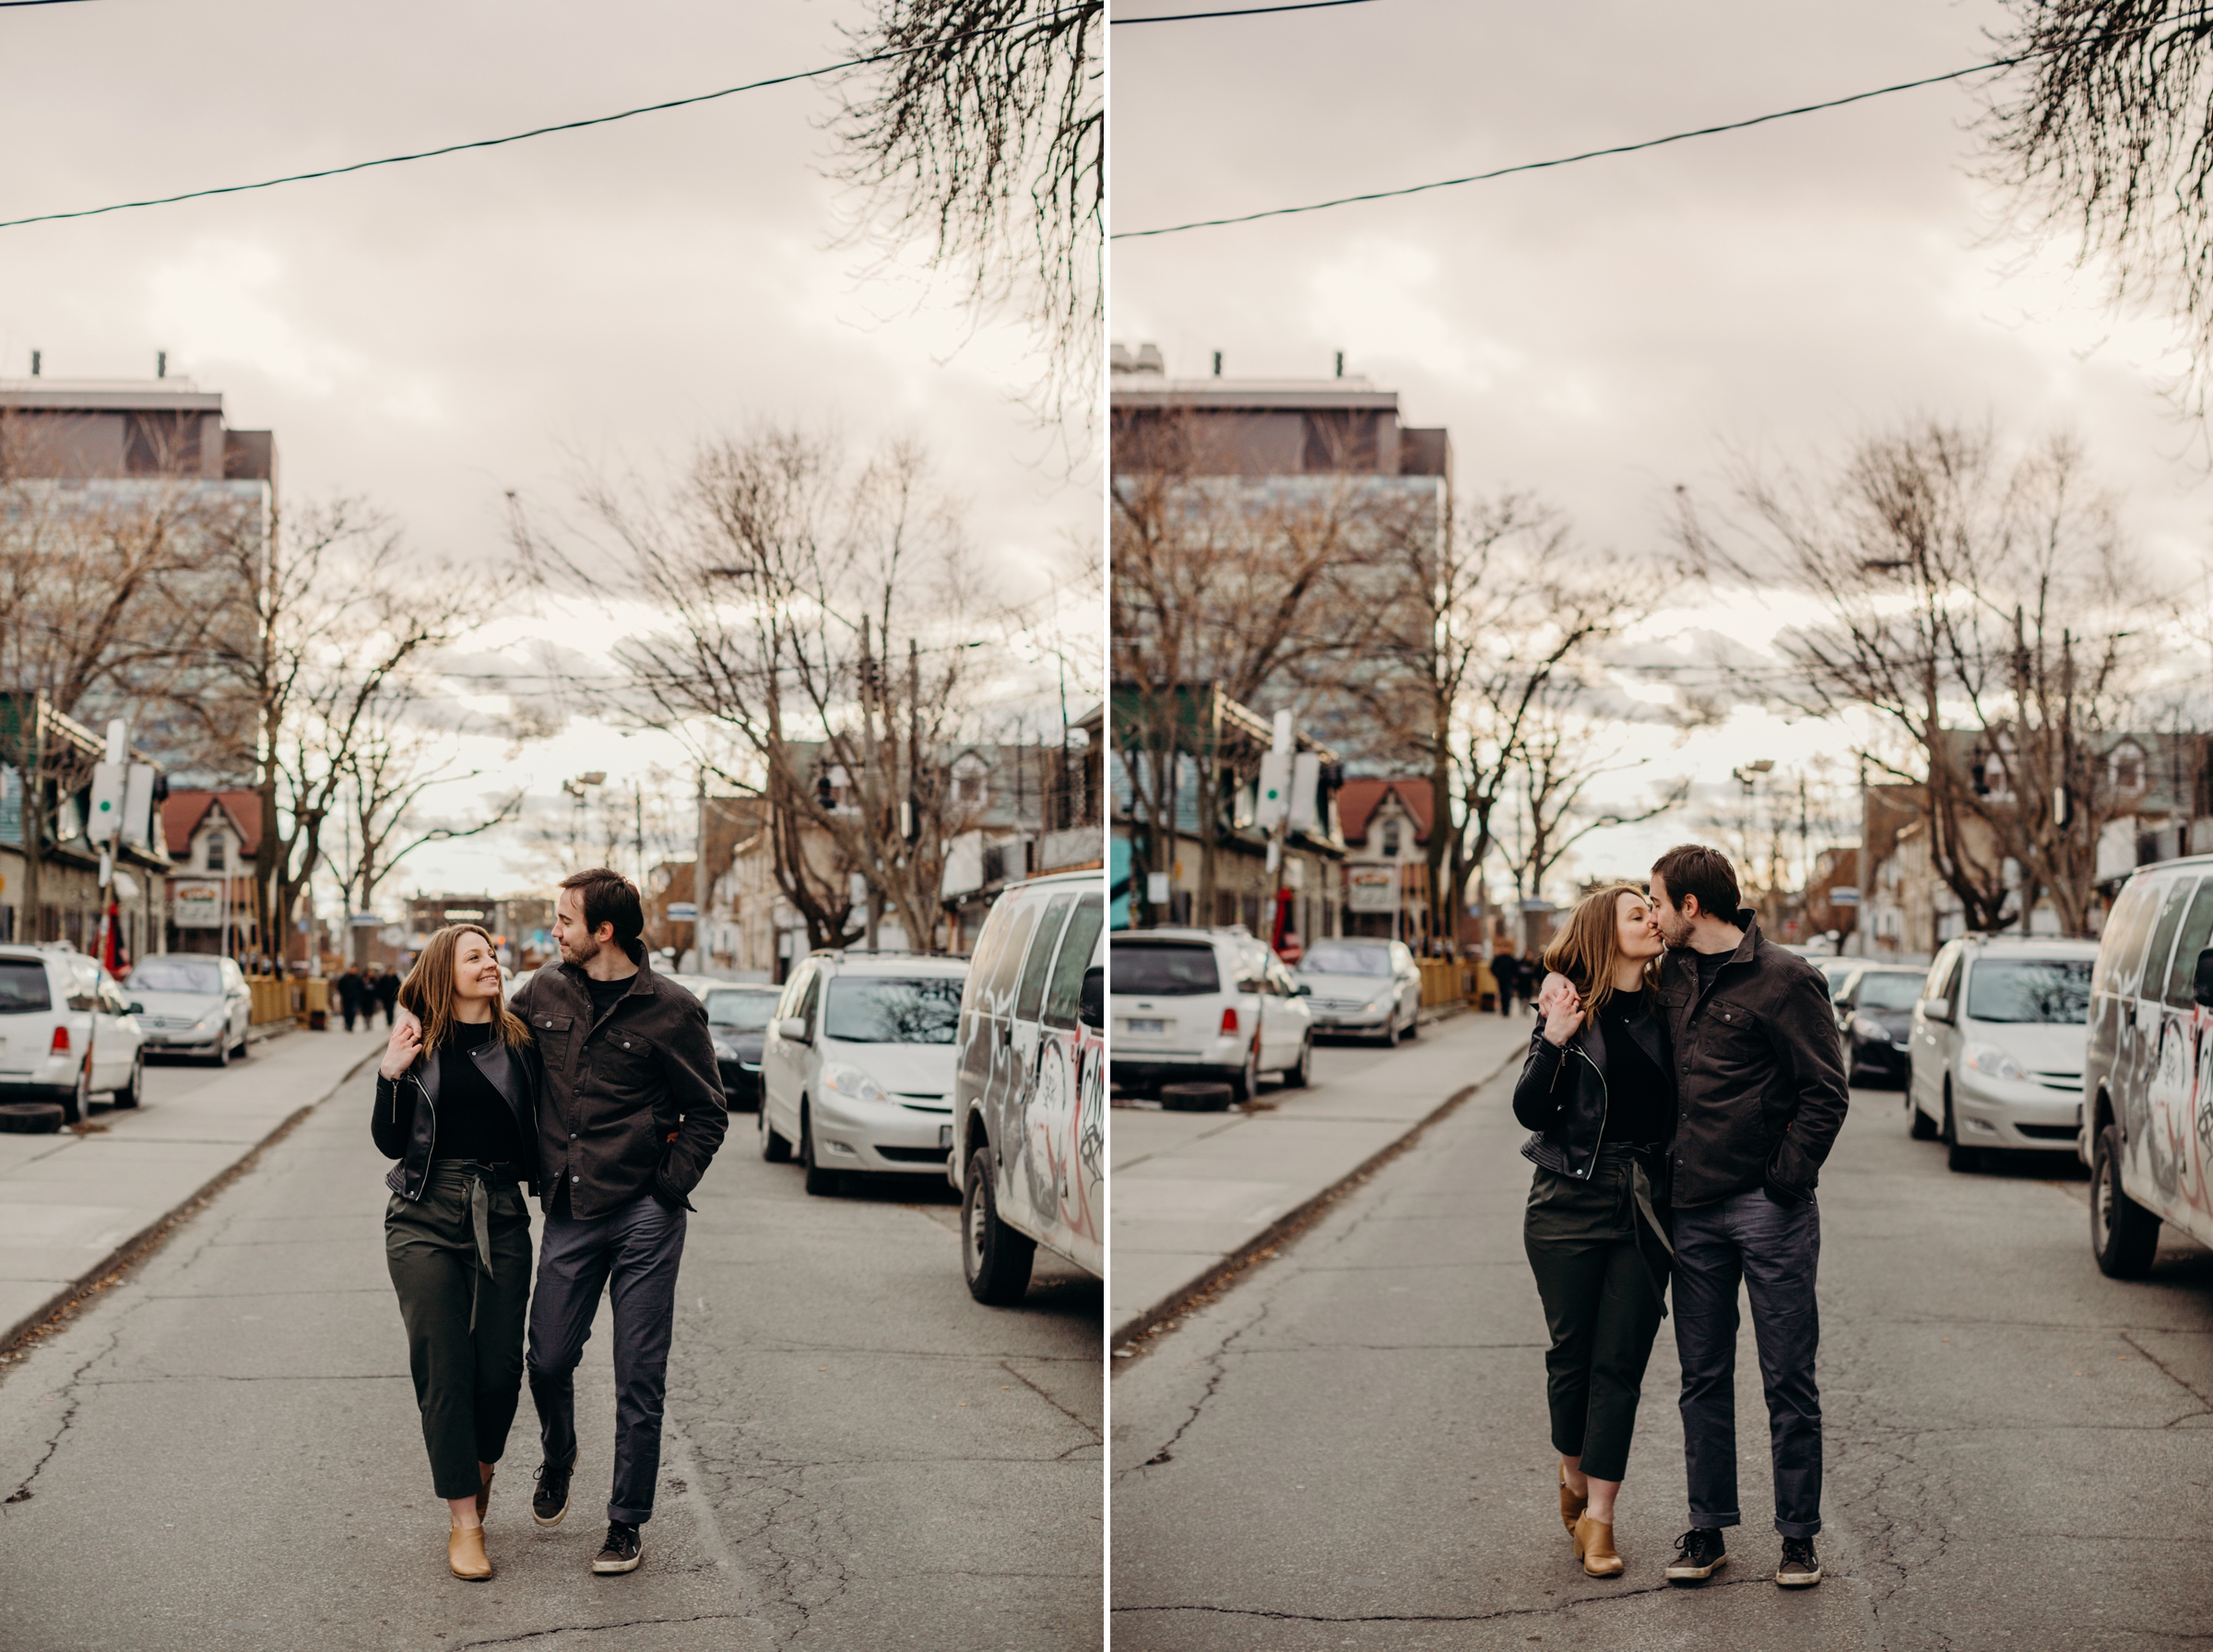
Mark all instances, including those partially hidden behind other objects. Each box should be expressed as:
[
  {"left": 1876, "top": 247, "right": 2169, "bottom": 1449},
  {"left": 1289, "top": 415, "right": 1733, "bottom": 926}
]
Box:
[
  {"left": 1539, "top": 978, "right": 1584, "bottom": 1047},
  {"left": 379, "top": 1014, "right": 421, "bottom": 1080}
]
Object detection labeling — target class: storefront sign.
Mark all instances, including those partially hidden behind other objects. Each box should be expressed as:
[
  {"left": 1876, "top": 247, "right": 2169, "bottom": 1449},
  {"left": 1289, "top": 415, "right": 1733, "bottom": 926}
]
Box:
[
  {"left": 1346, "top": 865, "right": 1397, "bottom": 914},
  {"left": 172, "top": 879, "right": 224, "bottom": 928}
]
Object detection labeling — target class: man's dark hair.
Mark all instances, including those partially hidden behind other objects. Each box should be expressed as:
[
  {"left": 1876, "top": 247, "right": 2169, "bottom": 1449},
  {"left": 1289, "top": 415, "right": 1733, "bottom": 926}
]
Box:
[
  {"left": 1651, "top": 844, "right": 1742, "bottom": 924},
  {"left": 560, "top": 867, "right": 644, "bottom": 945}
]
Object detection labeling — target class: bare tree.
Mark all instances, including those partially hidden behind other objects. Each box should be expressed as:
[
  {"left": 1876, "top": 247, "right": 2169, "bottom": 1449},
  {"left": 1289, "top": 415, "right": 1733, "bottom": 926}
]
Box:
[
  {"left": 1984, "top": 3, "right": 2213, "bottom": 422},
  {"left": 0, "top": 412, "right": 252, "bottom": 942},
  {"left": 828, "top": 0, "right": 1102, "bottom": 422},
  {"left": 1679, "top": 419, "right": 2160, "bottom": 936},
  {"left": 1109, "top": 410, "right": 1409, "bottom": 926},
  {"left": 520, "top": 427, "right": 988, "bottom": 954}
]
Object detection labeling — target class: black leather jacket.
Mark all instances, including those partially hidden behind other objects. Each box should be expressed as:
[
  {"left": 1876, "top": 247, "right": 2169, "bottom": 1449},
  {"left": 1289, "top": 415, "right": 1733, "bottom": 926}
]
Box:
[
  {"left": 1510, "top": 996, "right": 1672, "bottom": 1182},
  {"left": 372, "top": 1034, "right": 544, "bottom": 1200}
]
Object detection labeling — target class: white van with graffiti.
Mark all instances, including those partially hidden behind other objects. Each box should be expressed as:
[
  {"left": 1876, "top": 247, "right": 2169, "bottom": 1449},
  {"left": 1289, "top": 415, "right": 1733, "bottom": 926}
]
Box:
[
  {"left": 2082, "top": 854, "right": 2213, "bottom": 1276},
  {"left": 950, "top": 869, "right": 1106, "bottom": 1304}
]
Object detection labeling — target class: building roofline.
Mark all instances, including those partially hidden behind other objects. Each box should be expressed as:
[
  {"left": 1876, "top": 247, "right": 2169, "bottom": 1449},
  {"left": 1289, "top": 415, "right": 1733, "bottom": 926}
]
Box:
[{"left": 0, "top": 380, "right": 226, "bottom": 413}]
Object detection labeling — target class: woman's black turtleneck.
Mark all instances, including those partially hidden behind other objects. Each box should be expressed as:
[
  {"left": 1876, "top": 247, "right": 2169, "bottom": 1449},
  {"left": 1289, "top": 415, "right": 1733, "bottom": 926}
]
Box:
[
  {"left": 1595, "top": 986, "right": 1672, "bottom": 1149},
  {"left": 431, "top": 1018, "right": 525, "bottom": 1165}
]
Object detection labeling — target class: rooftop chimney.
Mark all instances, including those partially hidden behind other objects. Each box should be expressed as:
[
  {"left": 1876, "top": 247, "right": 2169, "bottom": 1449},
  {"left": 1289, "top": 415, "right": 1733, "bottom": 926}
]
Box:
[
  {"left": 29, "top": 349, "right": 39, "bottom": 377},
  {"left": 1334, "top": 350, "right": 1344, "bottom": 378},
  {"left": 156, "top": 350, "right": 167, "bottom": 379},
  {"left": 1212, "top": 350, "right": 1223, "bottom": 376}
]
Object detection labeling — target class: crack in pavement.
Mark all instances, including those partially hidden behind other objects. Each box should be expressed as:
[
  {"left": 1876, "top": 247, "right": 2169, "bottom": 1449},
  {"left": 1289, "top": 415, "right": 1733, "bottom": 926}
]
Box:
[
  {"left": 3, "top": 1314, "right": 130, "bottom": 1505},
  {"left": 2120, "top": 1329, "right": 2213, "bottom": 1425},
  {"left": 1127, "top": 1298, "right": 1270, "bottom": 1474},
  {"left": 453, "top": 1611, "right": 757, "bottom": 1647},
  {"left": 998, "top": 1359, "right": 1102, "bottom": 1440},
  {"left": 1112, "top": 1575, "right": 1775, "bottom": 1622}
]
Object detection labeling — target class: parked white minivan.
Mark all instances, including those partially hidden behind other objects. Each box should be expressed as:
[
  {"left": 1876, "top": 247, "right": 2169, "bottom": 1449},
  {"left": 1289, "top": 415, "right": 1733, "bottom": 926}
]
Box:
[
  {"left": 2080, "top": 854, "right": 2213, "bottom": 1276},
  {"left": 0, "top": 944, "right": 148, "bottom": 1122},
  {"left": 1908, "top": 935, "right": 2096, "bottom": 1172},
  {"left": 757, "top": 950, "right": 969, "bottom": 1196},
  {"left": 948, "top": 869, "right": 1106, "bottom": 1303},
  {"left": 1108, "top": 927, "right": 1312, "bottom": 1101}
]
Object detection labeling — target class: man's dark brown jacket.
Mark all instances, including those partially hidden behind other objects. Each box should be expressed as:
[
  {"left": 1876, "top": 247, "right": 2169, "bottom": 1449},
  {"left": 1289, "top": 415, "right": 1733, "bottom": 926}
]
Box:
[
  {"left": 513, "top": 945, "right": 727, "bottom": 1219},
  {"left": 1657, "top": 911, "right": 1849, "bottom": 1207}
]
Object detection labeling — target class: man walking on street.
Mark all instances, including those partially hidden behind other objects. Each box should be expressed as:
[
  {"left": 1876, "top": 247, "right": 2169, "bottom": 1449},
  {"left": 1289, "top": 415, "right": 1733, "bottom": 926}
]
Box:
[
  {"left": 1541, "top": 844, "right": 1847, "bottom": 1588},
  {"left": 336, "top": 962, "right": 366, "bottom": 1032},
  {"left": 370, "top": 963, "right": 401, "bottom": 1030},
  {"left": 514, "top": 867, "right": 727, "bottom": 1575}
]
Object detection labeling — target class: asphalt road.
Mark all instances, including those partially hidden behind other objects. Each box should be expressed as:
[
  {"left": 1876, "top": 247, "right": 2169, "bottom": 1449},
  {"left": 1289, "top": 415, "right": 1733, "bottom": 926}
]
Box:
[
  {"left": 0, "top": 1058, "right": 1102, "bottom": 1651},
  {"left": 1110, "top": 1055, "right": 2213, "bottom": 1650}
]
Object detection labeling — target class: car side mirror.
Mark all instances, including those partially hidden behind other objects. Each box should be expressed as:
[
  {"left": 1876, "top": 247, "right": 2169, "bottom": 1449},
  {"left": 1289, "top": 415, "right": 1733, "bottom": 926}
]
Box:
[
  {"left": 126, "top": 1001, "right": 144, "bottom": 1016},
  {"left": 1079, "top": 966, "right": 1104, "bottom": 1030},
  {"left": 2194, "top": 948, "right": 2213, "bottom": 1009},
  {"left": 1923, "top": 996, "right": 1952, "bottom": 1025},
  {"left": 1295, "top": 982, "right": 1313, "bottom": 996},
  {"left": 775, "top": 1015, "right": 811, "bottom": 1044}
]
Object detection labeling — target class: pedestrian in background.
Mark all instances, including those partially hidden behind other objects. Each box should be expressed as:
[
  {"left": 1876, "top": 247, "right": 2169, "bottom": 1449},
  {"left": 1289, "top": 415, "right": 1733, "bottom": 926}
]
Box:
[
  {"left": 1495, "top": 948, "right": 1521, "bottom": 1016},
  {"left": 373, "top": 962, "right": 401, "bottom": 1029},
  {"left": 373, "top": 924, "right": 542, "bottom": 1581},
  {"left": 1540, "top": 845, "right": 1849, "bottom": 1588},
  {"left": 337, "top": 962, "right": 366, "bottom": 1032},
  {"left": 1513, "top": 883, "right": 1674, "bottom": 1578}
]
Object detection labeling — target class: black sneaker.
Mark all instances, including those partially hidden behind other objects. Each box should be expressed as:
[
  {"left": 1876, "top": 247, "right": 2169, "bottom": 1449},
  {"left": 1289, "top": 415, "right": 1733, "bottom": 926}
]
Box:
[
  {"left": 531, "top": 1458, "right": 573, "bottom": 1528},
  {"left": 593, "top": 1519, "right": 643, "bottom": 1575},
  {"left": 1777, "top": 1536, "right": 1822, "bottom": 1587},
  {"left": 1665, "top": 1528, "right": 1729, "bottom": 1582}
]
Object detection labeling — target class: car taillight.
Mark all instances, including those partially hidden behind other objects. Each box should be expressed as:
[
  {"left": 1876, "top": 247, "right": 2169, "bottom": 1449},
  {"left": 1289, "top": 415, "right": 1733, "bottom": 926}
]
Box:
[
  {"left": 1220, "top": 1007, "right": 1238, "bottom": 1035},
  {"left": 50, "top": 1026, "right": 69, "bottom": 1055}
]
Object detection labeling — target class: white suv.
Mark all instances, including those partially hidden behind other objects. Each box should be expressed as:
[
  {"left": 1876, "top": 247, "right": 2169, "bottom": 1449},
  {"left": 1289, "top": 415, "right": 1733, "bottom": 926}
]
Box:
[
  {"left": 1108, "top": 927, "right": 1313, "bottom": 1102},
  {"left": 0, "top": 944, "right": 148, "bottom": 1122},
  {"left": 1908, "top": 935, "right": 2097, "bottom": 1172},
  {"left": 758, "top": 950, "right": 970, "bottom": 1195}
]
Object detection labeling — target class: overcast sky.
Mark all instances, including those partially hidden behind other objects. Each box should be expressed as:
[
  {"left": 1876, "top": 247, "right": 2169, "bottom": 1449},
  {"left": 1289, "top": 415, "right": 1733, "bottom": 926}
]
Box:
[
  {"left": 1111, "top": 0, "right": 2213, "bottom": 901},
  {"left": 0, "top": 0, "right": 1095, "bottom": 907}
]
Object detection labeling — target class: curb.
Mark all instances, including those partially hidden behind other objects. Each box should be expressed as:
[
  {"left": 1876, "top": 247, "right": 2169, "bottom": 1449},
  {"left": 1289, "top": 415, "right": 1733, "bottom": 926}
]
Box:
[
  {"left": 0, "top": 1044, "right": 383, "bottom": 1358},
  {"left": 1110, "top": 1032, "right": 1526, "bottom": 1353}
]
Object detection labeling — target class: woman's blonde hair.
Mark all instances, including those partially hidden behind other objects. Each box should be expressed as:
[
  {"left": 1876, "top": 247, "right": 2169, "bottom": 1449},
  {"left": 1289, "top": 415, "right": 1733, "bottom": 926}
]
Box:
[
  {"left": 1540, "top": 883, "right": 1660, "bottom": 1021},
  {"left": 396, "top": 924, "right": 532, "bottom": 1056}
]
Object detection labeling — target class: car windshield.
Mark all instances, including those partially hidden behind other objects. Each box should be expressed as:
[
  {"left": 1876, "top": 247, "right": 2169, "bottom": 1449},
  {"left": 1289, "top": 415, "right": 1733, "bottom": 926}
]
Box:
[
  {"left": 1857, "top": 974, "right": 1922, "bottom": 1010},
  {"left": 126, "top": 957, "right": 223, "bottom": 996},
  {"left": 1299, "top": 942, "right": 1391, "bottom": 977},
  {"left": 0, "top": 958, "right": 52, "bottom": 1014},
  {"left": 704, "top": 990, "right": 777, "bottom": 1032},
  {"left": 1966, "top": 958, "right": 2094, "bottom": 1024},
  {"left": 823, "top": 977, "right": 963, "bottom": 1044},
  {"left": 1111, "top": 944, "right": 1222, "bottom": 996}
]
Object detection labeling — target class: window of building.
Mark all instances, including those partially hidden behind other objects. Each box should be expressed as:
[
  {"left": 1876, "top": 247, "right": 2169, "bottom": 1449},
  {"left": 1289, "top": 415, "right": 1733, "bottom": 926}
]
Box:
[
  {"left": 206, "top": 832, "right": 226, "bottom": 872},
  {"left": 1380, "top": 819, "right": 1401, "bottom": 857},
  {"left": 953, "top": 753, "right": 988, "bottom": 809},
  {"left": 2112, "top": 744, "right": 2145, "bottom": 793}
]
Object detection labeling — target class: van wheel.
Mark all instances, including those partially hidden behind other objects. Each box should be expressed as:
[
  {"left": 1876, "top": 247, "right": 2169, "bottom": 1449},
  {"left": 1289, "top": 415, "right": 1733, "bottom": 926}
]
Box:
[
  {"left": 62, "top": 1066, "right": 88, "bottom": 1126},
  {"left": 1281, "top": 1034, "right": 1312, "bottom": 1089},
  {"left": 963, "top": 1144, "right": 1035, "bottom": 1305},
  {"left": 112, "top": 1052, "right": 143, "bottom": 1110},
  {"left": 1943, "top": 1087, "right": 1980, "bottom": 1173},
  {"left": 799, "top": 1103, "right": 839, "bottom": 1197},
  {"left": 2092, "top": 1123, "right": 2161, "bottom": 1278},
  {"left": 759, "top": 1100, "right": 791, "bottom": 1163},
  {"left": 1908, "top": 1088, "right": 1936, "bottom": 1139}
]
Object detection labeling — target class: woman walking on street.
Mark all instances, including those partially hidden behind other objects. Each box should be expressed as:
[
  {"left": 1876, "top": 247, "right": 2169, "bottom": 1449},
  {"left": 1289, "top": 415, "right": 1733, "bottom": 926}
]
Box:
[
  {"left": 1513, "top": 884, "right": 1675, "bottom": 1577},
  {"left": 373, "top": 925, "right": 541, "bottom": 1580}
]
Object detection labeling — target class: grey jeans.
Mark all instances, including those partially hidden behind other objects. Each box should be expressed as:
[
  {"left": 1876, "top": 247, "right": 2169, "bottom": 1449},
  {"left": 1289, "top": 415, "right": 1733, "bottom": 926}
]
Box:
[
  {"left": 1672, "top": 1186, "right": 1823, "bottom": 1538},
  {"left": 527, "top": 1191, "right": 687, "bottom": 1526}
]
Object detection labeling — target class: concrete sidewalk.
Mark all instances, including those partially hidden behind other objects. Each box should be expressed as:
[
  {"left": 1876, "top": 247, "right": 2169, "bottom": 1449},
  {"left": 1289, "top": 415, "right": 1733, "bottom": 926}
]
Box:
[
  {"left": 0, "top": 1027, "right": 381, "bottom": 1347},
  {"left": 1109, "top": 1007, "right": 1533, "bottom": 1341}
]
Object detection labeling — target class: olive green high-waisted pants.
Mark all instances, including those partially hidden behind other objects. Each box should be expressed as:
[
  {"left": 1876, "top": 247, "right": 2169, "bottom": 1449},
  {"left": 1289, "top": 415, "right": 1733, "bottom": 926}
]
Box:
[
  {"left": 1522, "top": 1143, "right": 1672, "bottom": 1483},
  {"left": 385, "top": 1159, "right": 533, "bottom": 1501}
]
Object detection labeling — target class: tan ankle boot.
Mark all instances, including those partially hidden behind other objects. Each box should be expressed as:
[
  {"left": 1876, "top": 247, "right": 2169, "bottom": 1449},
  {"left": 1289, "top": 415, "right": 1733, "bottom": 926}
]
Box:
[
  {"left": 1557, "top": 1462, "right": 1588, "bottom": 1534},
  {"left": 1572, "top": 1512, "right": 1624, "bottom": 1577},
  {"left": 449, "top": 1523, "right": 492, "bottom": 1580}
]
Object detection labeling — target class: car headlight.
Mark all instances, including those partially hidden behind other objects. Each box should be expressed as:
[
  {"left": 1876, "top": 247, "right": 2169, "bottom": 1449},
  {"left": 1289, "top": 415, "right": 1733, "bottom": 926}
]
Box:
[
  {"left": 821, "top": 1062, "right": 886, "bottom": 1104},
  {"left": 1366, "top": 992, "right": 1392, "bottom": 1011},
  {"left": 712, "top": 1039, "right": 739, "bottom": 1060},
  {"left": 195, "top": 1009, "right": 223, "bottom": 1030},
  {"left": 1963, "top": 1042, "right": 2028, "bottom": 1082},
  {"left": 1850, "top": 1015, "right": 1887, "bottom": 1041}
]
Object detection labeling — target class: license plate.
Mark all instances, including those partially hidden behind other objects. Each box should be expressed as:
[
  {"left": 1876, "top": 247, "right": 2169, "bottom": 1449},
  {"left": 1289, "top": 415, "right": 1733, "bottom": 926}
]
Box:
[
  {"left": 1127, "top": 1018, "right": 1165, "bottom": 1034},
  {"left": 938, "top": 1124, "right": 953, "bottom": 1150}
]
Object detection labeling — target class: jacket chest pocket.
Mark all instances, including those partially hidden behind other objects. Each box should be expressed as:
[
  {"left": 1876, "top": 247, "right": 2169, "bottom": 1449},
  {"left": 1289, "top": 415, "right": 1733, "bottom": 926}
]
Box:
[
  {"left": 532, "top": 1014, "right": 574, "bottom": 1059},
  {"left": 1698, "top": 997, "right": 1766, "bottom": 1072},
  {"left": 588, "top": 1031, "right": 658, "bottom": 1100}
]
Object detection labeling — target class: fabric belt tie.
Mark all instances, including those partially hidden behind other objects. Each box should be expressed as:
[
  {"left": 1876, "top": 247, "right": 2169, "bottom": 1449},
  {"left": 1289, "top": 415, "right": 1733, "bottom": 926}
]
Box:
[{"left": 437, "top": 1161, "right": 517, "bottom": 1331}]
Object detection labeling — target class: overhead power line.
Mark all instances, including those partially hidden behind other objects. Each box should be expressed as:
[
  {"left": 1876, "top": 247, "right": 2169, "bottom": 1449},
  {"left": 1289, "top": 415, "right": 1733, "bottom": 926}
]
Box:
[
  {"left": 1111, "top": 0, "right": 1379, "bottom": 24},
  {"left": 0, "top": 3, "right": 1100, "bottom": 232},
  {"left": 1113, "top": 55, "right": 2018, "bottom": 239},
  {"left": 0, "top": 1, "right": 102, "bottom": 7}
]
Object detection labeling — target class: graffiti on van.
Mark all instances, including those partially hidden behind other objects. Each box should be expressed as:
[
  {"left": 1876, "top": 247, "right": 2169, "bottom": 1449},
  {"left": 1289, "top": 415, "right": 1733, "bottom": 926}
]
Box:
[
  {"left": 1018, "top": 1021, "right": 1104, "bottom": 1248},
  {"left": 2150, "top": 1021, "right": 2191, "bottom": 1205}
]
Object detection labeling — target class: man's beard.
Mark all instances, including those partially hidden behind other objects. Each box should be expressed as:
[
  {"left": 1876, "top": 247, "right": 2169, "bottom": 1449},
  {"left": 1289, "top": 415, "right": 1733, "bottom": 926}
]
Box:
[{"left": 561, "top": 932, "right": 600, "bottom": 966}]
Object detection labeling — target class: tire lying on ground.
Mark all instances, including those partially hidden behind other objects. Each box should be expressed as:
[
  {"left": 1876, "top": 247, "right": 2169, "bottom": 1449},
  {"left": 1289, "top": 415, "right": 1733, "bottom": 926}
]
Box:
[
  {"left": 1161, "top": 1081, "right": 1234, "bottom": 1113},
  {"left": 0, "top": 1102, "right": 66, "bottom": 1135}
]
